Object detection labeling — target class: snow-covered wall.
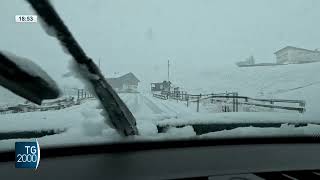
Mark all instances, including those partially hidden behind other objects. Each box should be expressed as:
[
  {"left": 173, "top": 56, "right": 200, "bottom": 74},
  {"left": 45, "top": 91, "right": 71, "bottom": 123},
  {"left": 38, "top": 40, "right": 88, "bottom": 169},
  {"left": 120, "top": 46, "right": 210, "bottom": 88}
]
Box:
[
  {"left": 276, "top": 48, "right": 320, "bottom": 64},
  {"left": 275, "top": 50, "right": 289, "bottom": 64},
  {"left": 288, "top": 49, "right": 320, "bottom": 64}
]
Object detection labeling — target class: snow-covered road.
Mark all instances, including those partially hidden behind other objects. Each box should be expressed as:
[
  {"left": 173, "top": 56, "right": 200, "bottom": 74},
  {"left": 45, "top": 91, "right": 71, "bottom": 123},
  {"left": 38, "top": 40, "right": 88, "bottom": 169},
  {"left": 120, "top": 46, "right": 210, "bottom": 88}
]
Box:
[
  {"left": 122, "top": 93, "right": 192, "bottom": 118},
  {"left": 0, "top": 93, "right": 181, "bottom": 132}
]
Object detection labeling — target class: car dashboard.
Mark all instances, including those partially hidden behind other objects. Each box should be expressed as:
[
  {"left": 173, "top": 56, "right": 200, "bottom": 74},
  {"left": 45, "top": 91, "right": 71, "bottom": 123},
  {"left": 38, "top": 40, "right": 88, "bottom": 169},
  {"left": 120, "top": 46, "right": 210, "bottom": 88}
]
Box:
[{"left": 0, "top": 137, "right": 320, "bottom": 180}]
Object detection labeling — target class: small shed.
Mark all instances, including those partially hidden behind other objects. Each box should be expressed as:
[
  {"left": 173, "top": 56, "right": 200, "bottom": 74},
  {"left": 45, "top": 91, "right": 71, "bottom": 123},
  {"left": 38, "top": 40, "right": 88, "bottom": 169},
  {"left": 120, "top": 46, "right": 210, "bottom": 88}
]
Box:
[
  {"left": 236, "top": 56, "right": 255, "bottom": 67},
  {"left": 151, "top": 81, "right": 171, "bottom": 93}
]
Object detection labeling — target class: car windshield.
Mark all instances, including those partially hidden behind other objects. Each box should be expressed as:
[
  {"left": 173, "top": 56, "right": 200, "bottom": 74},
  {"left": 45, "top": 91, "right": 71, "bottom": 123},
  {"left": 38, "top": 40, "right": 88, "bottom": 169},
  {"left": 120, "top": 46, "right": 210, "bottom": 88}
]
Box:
[{"left": 1, "top": 0, "right": 320, "bottom": 151}]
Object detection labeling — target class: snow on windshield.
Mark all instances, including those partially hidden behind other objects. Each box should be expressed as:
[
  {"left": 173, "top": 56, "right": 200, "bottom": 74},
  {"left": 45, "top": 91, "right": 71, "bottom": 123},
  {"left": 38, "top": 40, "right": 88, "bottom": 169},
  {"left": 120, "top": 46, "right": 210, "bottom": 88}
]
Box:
[{"left": 1, "top": 0, "right": 320, "bottom": 151}]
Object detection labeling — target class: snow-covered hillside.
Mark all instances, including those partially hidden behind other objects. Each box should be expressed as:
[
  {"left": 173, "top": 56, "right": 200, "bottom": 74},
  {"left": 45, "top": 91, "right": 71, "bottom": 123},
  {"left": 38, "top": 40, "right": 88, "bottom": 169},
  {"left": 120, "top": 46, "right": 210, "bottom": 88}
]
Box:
[{"left": 172, "top": 62, "right": 320, "bottom": 118}]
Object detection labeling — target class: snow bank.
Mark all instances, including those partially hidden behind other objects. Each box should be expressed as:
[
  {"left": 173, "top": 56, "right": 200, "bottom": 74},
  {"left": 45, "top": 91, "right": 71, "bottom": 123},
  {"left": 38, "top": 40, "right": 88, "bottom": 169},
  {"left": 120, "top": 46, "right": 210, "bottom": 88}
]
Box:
[
  {"left": 157, "top": 112, "right": 313, "bottom": 127},
  {"left": 200, "top": 124, "right": 320, "bottom": 138}
]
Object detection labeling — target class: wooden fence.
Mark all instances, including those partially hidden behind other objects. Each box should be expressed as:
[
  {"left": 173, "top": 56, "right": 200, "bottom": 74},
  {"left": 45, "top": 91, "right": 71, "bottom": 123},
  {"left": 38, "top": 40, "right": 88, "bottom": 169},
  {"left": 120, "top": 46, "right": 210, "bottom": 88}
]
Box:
[
  {"left": 152, "top": 93, "right": 168, "bottom": 100},
  {"left": 63, "top": 88, "right": 95, "bottom": 100},
  {"left": 0, "top": 88, "right": 94, "bottom": 115},
  {"left": 152, "top": 91, "right": 306, "bottom": 113}
]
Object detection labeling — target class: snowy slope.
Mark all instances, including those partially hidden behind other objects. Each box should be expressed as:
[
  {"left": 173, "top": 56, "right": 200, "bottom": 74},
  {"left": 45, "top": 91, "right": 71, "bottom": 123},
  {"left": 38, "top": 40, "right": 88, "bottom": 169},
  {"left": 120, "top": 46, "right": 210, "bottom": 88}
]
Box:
[{"left": 173, "top": 62, "right": 320, "bottom": 118}]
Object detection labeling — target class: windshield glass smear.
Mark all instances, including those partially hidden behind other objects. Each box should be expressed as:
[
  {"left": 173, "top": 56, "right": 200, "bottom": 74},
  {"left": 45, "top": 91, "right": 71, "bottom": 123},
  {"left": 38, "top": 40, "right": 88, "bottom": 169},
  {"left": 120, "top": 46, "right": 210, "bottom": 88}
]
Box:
[{"left": 1, "top": 0, "right": 320, "bottom": 151}]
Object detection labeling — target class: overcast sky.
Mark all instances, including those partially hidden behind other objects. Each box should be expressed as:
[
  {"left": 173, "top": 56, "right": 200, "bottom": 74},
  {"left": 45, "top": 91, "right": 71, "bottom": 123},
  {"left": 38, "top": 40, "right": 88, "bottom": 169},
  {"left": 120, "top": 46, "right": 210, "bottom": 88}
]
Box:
[{"left": 1, "top": 0, "right": 320, "bottom": 89}]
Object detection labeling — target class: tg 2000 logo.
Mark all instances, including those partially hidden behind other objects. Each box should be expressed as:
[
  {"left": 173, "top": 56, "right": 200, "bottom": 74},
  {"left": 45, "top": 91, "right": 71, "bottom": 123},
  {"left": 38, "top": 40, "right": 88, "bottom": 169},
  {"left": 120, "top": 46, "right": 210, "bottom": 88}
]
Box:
[{"left": 15, "top": 140, "right": 40, "bottom": 169}]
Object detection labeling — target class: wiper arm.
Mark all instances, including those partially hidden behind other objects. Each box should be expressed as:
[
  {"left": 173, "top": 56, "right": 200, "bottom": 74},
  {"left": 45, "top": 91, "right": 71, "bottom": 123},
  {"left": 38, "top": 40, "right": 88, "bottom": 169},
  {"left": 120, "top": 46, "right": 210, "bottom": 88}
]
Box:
[{"left": 26, "top": 0, "right": 138, "bottom": 136}]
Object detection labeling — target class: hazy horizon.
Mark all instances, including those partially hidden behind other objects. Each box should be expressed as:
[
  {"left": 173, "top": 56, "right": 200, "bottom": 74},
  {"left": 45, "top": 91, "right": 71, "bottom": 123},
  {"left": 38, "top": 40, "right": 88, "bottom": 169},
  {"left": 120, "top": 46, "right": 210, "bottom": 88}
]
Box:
[{"left": 1, "top": 0, "right": 320, "bottom": 89}]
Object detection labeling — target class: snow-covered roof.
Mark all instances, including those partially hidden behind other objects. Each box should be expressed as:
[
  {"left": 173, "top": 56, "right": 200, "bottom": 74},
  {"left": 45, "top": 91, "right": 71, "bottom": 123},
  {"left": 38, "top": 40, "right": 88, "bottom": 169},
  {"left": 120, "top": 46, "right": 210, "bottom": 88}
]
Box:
[
  {"left": 108, "top": 72, "right": 139, "bottom": 82},
  {"left": 107, "top": 72, "right": 140, "bottom": 88},
  {"left": 274, "top": 46, "right": 320, "bottom": 54}
]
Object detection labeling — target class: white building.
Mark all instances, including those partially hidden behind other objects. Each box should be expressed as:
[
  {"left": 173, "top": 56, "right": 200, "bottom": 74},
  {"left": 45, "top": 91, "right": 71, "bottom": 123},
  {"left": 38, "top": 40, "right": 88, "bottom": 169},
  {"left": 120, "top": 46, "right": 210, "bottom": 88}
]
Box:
[{"left": 274, "top": 46, "right": 320, "bottom": 64}]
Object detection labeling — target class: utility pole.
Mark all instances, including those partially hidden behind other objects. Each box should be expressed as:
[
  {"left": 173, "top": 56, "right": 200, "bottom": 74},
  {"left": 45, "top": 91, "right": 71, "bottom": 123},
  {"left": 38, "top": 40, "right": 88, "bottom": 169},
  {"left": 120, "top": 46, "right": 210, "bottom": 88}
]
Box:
[
  {"left": 168, "top": 59, "right": 170, "bottom": 82},
  {"left": 98, "top": 59, "right": 101, "bottom": 69}
]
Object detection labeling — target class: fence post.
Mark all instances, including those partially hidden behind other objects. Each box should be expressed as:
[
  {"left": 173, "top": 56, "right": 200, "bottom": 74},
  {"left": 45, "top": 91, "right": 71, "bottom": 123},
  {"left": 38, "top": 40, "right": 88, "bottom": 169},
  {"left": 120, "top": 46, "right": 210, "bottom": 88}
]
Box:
[
  {"left": 63, "top": 87, "right": 66, "bottom": 97},
  {"left": 77, "top": 89, "right": 80, "bottom": 100},
  {"left": 232, "top": 93, "right": 235, "bottom": 112},
  {"left": 236, "top": 92, "right": 239, "bottom": 112},
  {"left": 187, "top": 95, "right": 189, "bottom": 107},
  {"left": 197, "top": 95, "right": 200, "bottom": 112}
]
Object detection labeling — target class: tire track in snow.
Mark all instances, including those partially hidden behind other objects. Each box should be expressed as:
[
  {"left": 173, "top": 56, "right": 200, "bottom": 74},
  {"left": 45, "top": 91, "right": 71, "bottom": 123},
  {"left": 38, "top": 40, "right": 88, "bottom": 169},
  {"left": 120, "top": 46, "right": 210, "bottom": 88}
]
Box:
[
  {"left": 140, "top": 95, "right": 163, "bottom": 114},
  {"left": 272, "top": 81, "right": 320, "bottom": 95},
  {"left": 119, "top": 93, "right": 190, "bottom": 117},
  {"left": 132, "top": 94, "right": 140, "bottom": 114},
  {"left": 153, "top": 99, "right": 180, "bottom": 115},
  {"left": 124, "top": 93, "right": 140, "bottom": 114},
  {"left": 119, "top": 93, "right": 131, "bottom": 103}
]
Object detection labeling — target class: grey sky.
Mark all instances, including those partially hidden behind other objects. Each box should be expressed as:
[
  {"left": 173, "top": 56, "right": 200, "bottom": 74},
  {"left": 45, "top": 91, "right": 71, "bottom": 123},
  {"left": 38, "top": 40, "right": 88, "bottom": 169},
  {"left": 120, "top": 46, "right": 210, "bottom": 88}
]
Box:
[{"left": 1, "top": 0, "right": 320, "bottom": 89}]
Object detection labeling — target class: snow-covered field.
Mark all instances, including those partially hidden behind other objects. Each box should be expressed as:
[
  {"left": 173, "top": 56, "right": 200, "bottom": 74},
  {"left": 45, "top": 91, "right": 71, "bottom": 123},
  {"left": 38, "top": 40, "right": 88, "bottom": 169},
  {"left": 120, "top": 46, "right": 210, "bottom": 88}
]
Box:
[{"left": 1, "top": 62, "right": 320, "bottom": 151}]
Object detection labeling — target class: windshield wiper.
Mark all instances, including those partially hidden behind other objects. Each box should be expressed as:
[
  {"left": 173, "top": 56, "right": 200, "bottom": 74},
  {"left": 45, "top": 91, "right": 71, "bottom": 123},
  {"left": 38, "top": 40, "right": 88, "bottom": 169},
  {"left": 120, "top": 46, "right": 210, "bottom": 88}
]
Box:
[
  {"left": 25, "top": 0, "right": 138, "bottom": 136},
  {"left": 0, "top": 51, "right": 60, "bottom": 105}
]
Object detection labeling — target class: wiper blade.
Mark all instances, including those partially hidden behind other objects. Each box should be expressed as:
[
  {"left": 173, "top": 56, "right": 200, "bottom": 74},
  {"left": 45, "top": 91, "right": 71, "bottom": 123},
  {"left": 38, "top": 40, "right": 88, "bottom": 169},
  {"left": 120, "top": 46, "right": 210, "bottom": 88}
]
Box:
[
  {"left": 0, "top": 51, "right": 60, "bottom": 105},
  {"left": 26, "top": 0, "right": 138, "bottom": 136}
]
